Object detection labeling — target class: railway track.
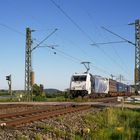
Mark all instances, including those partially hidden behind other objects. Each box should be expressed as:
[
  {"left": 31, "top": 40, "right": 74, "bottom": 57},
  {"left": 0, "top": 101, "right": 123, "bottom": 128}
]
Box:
[
  {"left": 0, "top": 104, "right": 33, "bottom": 110},
  {"left": 0, "top": 105, "right": 91, "bottom": 128}
]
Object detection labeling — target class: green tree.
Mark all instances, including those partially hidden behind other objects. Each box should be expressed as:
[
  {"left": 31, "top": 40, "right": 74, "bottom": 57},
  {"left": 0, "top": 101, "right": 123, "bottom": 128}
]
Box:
[{"left": 32, "top": 84, "right": 41, "bottom": 96}]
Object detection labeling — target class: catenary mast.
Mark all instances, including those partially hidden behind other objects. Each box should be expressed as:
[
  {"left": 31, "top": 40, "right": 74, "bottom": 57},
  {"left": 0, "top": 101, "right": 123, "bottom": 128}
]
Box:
[
  {"left": 25, "top": 28, "right": 33, "bottom": 100},
  {"left": 135, "top": 19, "right": 140, "bottom": 91}
]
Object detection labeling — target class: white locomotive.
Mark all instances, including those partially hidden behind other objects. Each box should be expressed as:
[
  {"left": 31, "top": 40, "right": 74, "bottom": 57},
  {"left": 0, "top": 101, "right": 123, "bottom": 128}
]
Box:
[
  {"left": 69, "top": 72, "right": 134, "bottom": 98},
  {"left": 70, "top": 73, "right": 109, "bottom": 97},
  {"left": 69, "top": 62, "right": 135, "bottom": 98}
]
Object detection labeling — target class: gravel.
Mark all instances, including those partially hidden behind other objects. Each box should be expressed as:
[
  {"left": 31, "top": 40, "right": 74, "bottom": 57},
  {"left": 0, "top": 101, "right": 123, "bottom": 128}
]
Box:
[{"left": 0, "top": 106, "right": 99, "bottom": 140}]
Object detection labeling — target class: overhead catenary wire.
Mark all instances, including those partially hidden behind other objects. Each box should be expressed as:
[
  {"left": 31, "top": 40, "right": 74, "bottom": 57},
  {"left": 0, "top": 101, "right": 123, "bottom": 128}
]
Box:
[
  {"left": 0, "top": 23, "right": 25, "bottom": 36},
  {"left": 101, "top": 26, "right": 135, "bottom": 46},
  {"left": 50, "top": 0, "right": 132, "bottom": 79},
  {"left": 39, "top": 44, "right": 112, "bottom": 76},
  {"left": 31, "top": 28, "right": 58, "bottom": 52},
  {"left": 0, "top": 22, "right": 131, "bottom": 82},
  {"left": 100, "top": 26, "right": 135, "bottom": 77},
  {"left": 91, "top": 41, "right": 127, "bottom": 45},
  {"left": 50, "top": 0, "right": 94, "bottom": 42},
  {"left": 54, "top": 32, "right": 96, "bottom": 60},
  {"left": 84, "top": 11, "right": 132, "bottom": 78},
  {"left": 84, "top": 12, "right": 129, "bottom": 76}
]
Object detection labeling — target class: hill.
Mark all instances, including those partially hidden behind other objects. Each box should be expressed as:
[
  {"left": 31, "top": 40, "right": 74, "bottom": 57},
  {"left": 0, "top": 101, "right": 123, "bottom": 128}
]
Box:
[{"left": 44, "top": 88, "right": 62, "bottom": 94}]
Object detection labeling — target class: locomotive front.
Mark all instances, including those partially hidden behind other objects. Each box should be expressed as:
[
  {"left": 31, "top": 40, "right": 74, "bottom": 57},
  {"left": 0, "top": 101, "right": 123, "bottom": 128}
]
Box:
[{"left": 69, "top": 73, "right": 91, "bottom": 97}]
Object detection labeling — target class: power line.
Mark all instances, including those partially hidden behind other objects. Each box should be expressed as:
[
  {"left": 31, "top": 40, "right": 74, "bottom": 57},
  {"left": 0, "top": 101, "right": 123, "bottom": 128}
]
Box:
[
  {"left": 100, "top": 26, "right": 135, "bottom": 77},
  {"left": 84, "top": 12, "right": 131, "bottom": 76},
  {"left": 0, "top": 21, "right": 128, "bottom": 78},
  {"left": 101, "top": 26, "right": 135, "bottom": 46},
  {"left": 55, "top": 33, "right": 93, "bottom": 59},
  {"left": 91, "top": 41, "right": 127, "bottom": 45},
  {"left": 50, "top": 0, "right": 94, "bottom": 42},
  {"left": 31, "top": 28, "right": 58, "bottom": 52},
  {"left": 40, "top": 43, "right": 113, "bottom": 76},
  {"left": 0, "top": 21, "right": 132, "bottom": 82},
  {"left": 50, "top": 0, "right": 131, "bottom": 78},
  {"left": 0, "top": 23, "right": 25, "bottom": 36}
]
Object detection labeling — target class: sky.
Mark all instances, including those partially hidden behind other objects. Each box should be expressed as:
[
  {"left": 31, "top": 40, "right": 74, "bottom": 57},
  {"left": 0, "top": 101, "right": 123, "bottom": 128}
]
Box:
[{"left": 0, "top": 0, "right": 139, "bottom": 90}]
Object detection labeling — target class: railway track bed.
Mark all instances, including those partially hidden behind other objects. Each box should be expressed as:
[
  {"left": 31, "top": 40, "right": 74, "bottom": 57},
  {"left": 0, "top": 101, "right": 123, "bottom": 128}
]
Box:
[
  {"left": 0, "top": 105, "right": 91, "bottom": 128},
  {"left": 0, "top": 99, "right": 132, "bottom": 140}
]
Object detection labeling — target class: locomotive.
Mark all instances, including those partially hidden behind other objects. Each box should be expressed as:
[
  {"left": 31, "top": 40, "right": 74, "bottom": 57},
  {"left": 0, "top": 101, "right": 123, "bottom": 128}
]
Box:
[{"left": 69, "top": 73, "right": 135, "bottom": 98}]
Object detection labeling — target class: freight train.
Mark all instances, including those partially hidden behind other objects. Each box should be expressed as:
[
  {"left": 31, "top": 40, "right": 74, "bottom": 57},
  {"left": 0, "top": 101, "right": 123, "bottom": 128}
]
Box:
[{"left": 69, "top": 73, "right": 135, "bottom": 98}]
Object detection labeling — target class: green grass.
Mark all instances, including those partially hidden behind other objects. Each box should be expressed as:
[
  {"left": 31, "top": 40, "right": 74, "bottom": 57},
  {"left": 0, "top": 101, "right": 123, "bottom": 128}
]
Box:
[
  {"left": 81, "top": 108, "right": 140, "bottom": 140},
  {"left": 45, "top": 96, "right": 66, "bottom": 102},
  {"left": 37, "top": 108, "right": 140, "bottom": 140}
]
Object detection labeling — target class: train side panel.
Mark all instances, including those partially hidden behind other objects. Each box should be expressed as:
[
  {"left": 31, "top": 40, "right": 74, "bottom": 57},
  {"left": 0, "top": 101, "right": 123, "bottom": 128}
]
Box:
[
  {"left": 116, "top": 82, "right": 127, "bottom": 92},
  {"left": 109, "top": 79, "right": 117, "bottom": 92},
  {"left": 128, "top": 86, "right": 135, "bottom": 93},
  {"left": 93, "top": 76, "right": 109, "bottom": 94}
]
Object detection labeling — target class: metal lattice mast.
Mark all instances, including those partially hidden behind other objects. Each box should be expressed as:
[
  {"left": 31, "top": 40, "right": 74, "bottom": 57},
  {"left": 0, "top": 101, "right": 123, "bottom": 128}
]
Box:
[
  {"left": 135, "top": 19, "right": 140, "bottom": 90},
  {"left": 25, "top": 28, "right": 32, "bottom": 98}
]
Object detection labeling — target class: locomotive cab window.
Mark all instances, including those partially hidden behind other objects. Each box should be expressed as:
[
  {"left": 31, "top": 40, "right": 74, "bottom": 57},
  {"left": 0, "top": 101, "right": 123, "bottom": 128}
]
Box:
[{"left": 72, "top": 76, "right": 87, "bottom": 81}]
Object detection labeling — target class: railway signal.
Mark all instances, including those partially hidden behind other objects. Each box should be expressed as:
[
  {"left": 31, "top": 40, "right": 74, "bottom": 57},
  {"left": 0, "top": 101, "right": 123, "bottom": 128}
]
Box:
[{"left": 6, "top": 74, "right": 12, "bottom": 99}]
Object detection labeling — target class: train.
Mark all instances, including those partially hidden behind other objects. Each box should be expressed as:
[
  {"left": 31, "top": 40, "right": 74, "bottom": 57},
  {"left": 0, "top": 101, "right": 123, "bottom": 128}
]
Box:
[{"left": 69, "top": 73, "right": 135, "bottom": 98}]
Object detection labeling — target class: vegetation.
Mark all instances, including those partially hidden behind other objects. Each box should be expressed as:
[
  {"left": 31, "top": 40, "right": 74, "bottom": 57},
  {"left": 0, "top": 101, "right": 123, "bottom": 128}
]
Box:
[
  {"left": 34, "top": 133, "right": 43, "bottom": 140},
  {"left": 0, "top": 90, "right": 10, "bottom": 96},
  {"left": 79, "top": 108, "right": 140, "bottom": 140},
  {"left": 32, "top": 83, "right": 67, "bottom": 101},
  {"left": 16, "top": 134, "right": 29, "bottom": 140},
  {"left": 37, "top": 108, "right": 140, "bottom": 140}
]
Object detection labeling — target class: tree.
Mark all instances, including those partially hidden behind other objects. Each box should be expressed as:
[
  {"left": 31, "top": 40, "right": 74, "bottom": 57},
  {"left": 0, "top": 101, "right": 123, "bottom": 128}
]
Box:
[{"left": 32, "top": 84, "right": 41, "bottom": 96}]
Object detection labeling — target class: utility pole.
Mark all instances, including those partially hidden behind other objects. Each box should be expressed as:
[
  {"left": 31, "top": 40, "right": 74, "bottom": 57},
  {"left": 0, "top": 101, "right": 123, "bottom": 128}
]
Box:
[
  {"left": 134, "top": 20, "right": 140, "bottom": 91},
  {"left": 24, "top": 28, "right": 57, "bottom": 101},
  {"left": 25, "top": 28, "right": 34, "bottom": 101}
]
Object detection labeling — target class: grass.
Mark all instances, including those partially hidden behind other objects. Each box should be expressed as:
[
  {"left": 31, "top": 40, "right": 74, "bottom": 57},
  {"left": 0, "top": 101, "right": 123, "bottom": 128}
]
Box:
[
  {"left": 34, "top": 133, "right": 43, "bottom": 140},
  {"left": 37, "top": 108, "right": 140, "bottom": 140},
  {"left": 81, "top": 108, "right": 140, "bottom": 140},
  {"left": 16, "top": 134, "right": 29, "bottom": 140}
]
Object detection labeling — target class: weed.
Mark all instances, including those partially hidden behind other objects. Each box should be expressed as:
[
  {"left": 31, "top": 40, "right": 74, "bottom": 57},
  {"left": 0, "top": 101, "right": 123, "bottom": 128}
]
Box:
[
  {"left": 16, "top": 134, "right": 29, "bottom": 140},
  {"left": 34, "top": 133, "right": 43, "bottom": 140}
]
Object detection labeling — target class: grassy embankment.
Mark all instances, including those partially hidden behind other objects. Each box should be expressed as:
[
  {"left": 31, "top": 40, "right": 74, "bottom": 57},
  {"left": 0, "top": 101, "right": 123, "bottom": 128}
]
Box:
[{"left": 33, "top": 108, "right": 140, "bottom": 140}]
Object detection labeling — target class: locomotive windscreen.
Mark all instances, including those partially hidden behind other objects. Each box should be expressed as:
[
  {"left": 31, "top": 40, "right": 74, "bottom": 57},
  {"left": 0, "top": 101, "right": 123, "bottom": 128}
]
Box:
[{"left": 72, "top": 75, "right": 87, "bottom": 81}]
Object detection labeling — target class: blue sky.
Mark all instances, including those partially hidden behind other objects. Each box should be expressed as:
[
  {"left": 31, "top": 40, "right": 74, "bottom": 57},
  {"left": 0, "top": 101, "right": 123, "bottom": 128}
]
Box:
[{"left": 0, "top": 0, "right": 139, "bottom": 90}]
